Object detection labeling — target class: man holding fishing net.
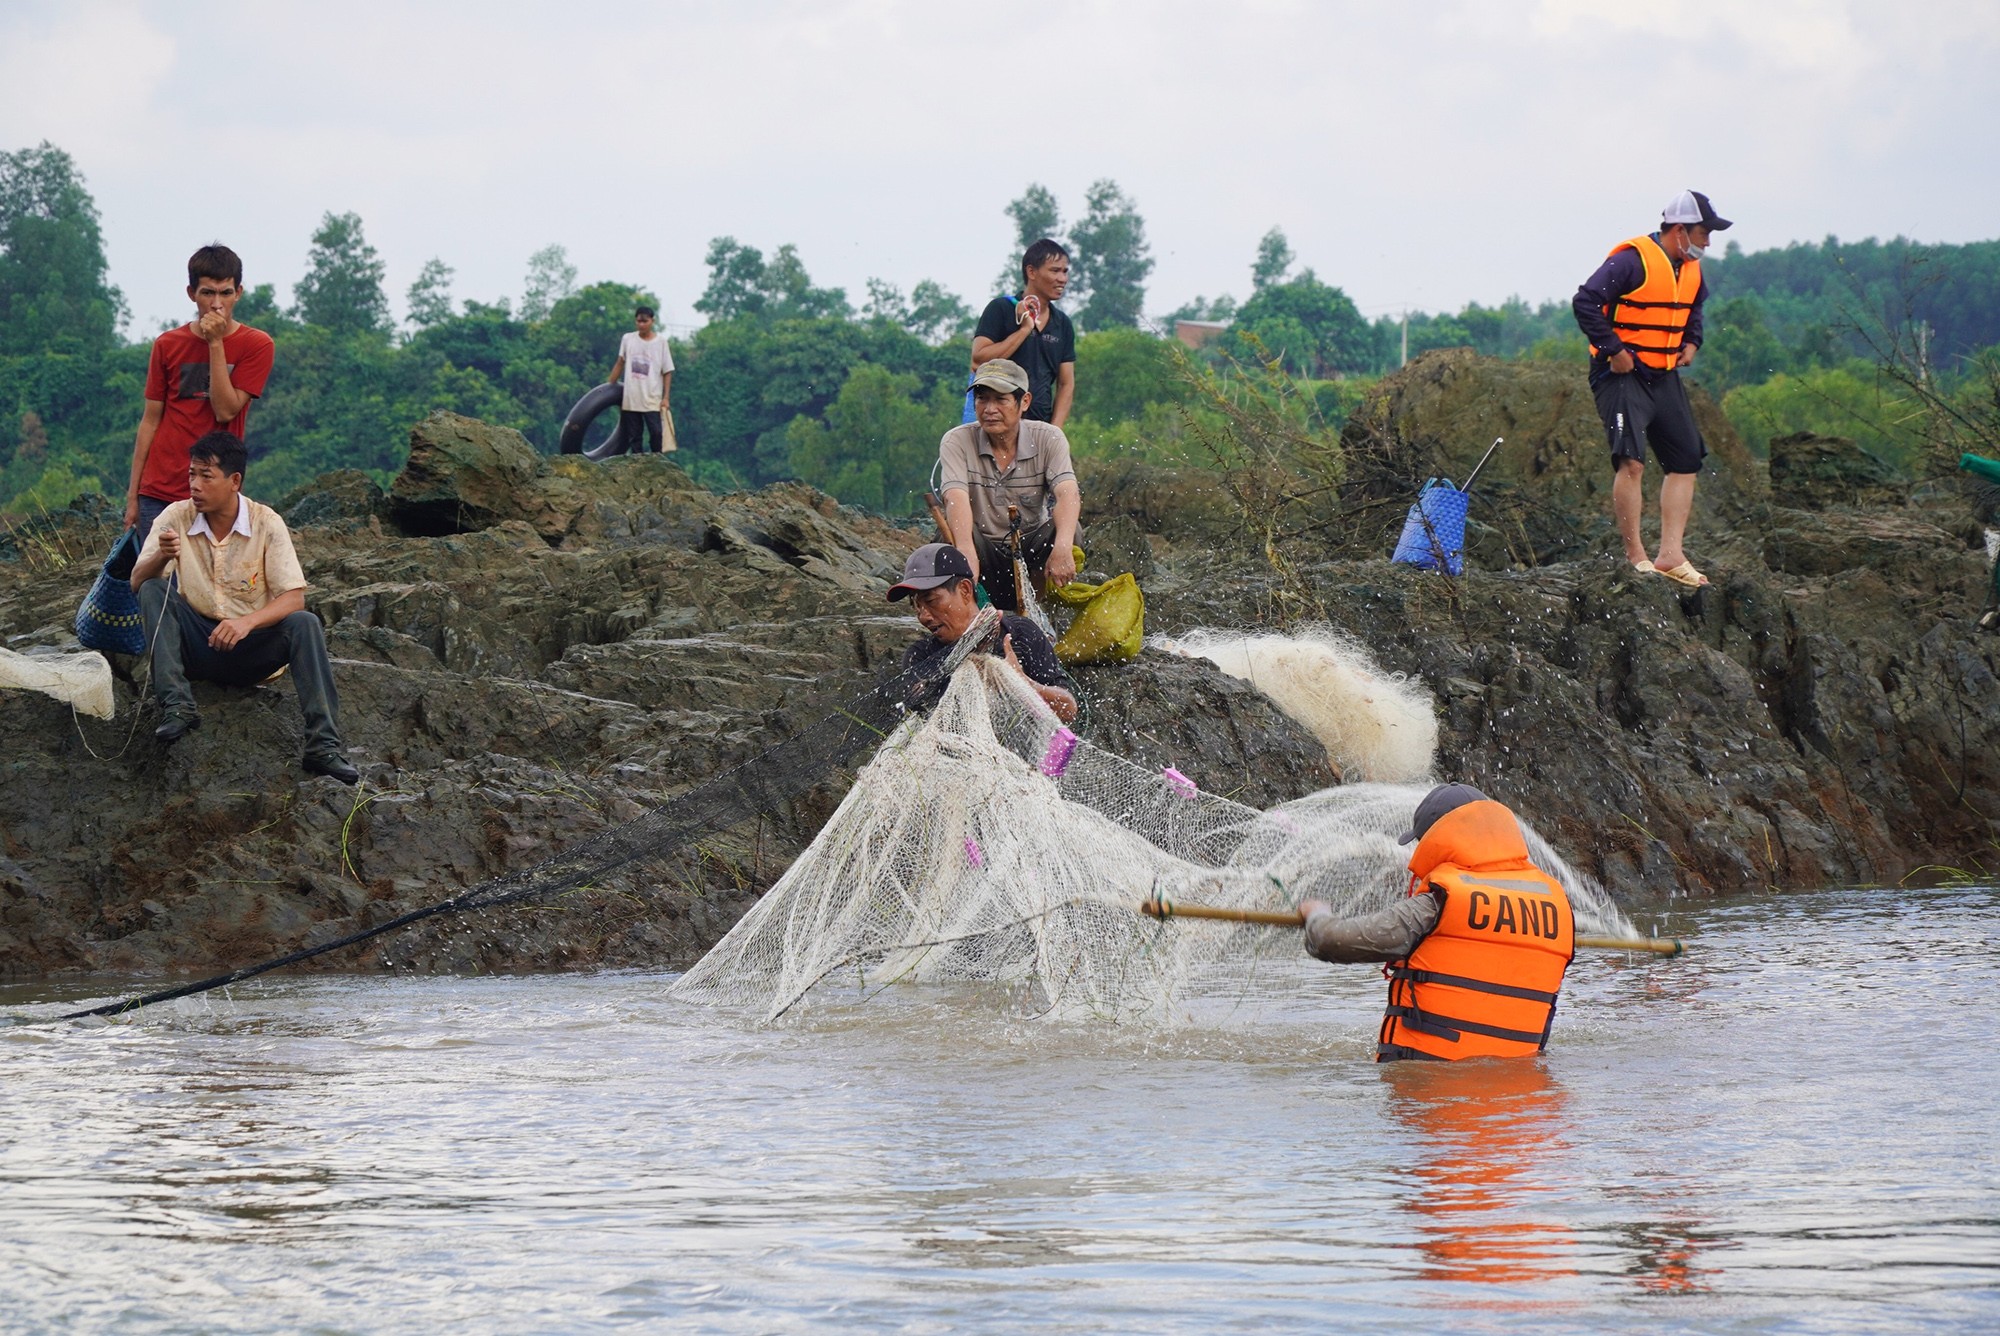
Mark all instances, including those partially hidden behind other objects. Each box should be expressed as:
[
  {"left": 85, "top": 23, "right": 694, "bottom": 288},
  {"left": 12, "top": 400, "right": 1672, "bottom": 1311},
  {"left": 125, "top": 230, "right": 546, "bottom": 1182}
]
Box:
[
  {"left": 1298, "top": 783, "right": 1575, "bottom": 1062},
  {"left": 889, "top": 542, "right": 1078, "bottom": 723}
]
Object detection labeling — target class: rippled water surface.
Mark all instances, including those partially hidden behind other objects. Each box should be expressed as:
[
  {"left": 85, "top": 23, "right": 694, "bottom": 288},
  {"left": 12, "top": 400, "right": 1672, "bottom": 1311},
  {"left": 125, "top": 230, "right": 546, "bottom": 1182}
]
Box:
[{"left": 5, "top": 886, "right": 1997, "bottom": 1334}]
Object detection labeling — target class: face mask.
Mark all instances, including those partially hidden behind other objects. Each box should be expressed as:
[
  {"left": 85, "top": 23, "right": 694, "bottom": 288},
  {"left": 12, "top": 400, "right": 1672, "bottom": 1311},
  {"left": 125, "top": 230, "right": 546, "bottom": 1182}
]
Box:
[{"left": 1681, "top": 235, "right": 1706, "bottom": 261}]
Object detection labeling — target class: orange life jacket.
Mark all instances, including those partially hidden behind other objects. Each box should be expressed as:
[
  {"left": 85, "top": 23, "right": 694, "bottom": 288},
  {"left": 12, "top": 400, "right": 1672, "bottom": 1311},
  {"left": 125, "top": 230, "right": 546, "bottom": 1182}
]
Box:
[
  {"left": 1379, "top": 799, "right": 1575, "bottom": 1062},
  {"left": 1591, "top": 234, "right": 1702, "bottom": 372}
]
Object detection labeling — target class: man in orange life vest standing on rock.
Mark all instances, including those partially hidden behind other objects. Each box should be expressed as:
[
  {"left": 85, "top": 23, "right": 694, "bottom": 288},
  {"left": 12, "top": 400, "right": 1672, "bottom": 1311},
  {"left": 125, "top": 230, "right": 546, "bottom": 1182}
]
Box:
[
  {"left": 1572, "top": 190, "right": 1732, "bottom": 589},
  {"left": 1299, "top": 784, "right": 1574, "bottom": 1062}
]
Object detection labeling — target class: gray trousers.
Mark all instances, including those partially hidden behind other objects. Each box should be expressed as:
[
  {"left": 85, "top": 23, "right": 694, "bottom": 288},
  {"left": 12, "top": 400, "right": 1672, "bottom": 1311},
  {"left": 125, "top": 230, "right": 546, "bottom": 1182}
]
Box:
[{"left": 138, "top": 579, "right": 343, "bottom": 757}]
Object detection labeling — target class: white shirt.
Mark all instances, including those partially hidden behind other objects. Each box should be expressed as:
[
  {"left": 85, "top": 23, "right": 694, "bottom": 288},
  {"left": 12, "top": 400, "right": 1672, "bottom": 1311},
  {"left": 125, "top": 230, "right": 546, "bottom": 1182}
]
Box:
[{"left": 619, "top": 331, "right": 675, "bottom": 411}]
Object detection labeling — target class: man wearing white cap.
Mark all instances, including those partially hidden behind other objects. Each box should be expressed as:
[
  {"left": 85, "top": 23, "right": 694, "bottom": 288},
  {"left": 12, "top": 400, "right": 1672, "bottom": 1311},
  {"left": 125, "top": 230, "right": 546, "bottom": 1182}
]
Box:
[{"left": 1573, "top": 190, "right": 1733, "bottom": 589}]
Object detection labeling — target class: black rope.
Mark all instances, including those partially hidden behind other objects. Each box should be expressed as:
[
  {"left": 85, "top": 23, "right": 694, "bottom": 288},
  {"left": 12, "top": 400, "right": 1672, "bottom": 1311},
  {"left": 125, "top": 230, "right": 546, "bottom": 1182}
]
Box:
[{"left": 61, "top": 656, "right": 950, "bottom": 1021}]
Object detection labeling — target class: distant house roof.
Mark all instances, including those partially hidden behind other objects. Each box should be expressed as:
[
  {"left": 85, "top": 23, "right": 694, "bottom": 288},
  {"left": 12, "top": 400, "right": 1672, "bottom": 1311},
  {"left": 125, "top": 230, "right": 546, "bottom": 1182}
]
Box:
[{"left": 1174, "top": 319, "right": 1231, "bottom": 349}]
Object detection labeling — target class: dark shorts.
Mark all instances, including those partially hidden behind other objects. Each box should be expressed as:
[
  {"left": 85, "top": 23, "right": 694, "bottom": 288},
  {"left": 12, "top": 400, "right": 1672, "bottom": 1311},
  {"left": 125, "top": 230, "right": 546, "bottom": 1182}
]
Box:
[
  {"left": 972, "top": 520, "right": 1056, "bottom": 613},
  {"left": 1593, "top": 370, "right": 1706, "bottom": 475},
  {"left": 614, "top": 409, "right": 663, "bottom": 453}
]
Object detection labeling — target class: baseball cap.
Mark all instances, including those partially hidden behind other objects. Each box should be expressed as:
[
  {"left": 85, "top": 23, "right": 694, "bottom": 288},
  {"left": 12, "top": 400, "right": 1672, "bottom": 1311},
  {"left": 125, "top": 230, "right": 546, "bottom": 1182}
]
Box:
[
  {"left": 1662, "top": 189, "right": 1732, "bottom": 232},
  {"left": 1398, "top": 782, "right": 1490, "bottom": 845},
  {"left": 887, "top": 542, "right": 975, "bottom": 601},
  {"left": 969, "top": 359, "right": 1030, "bottom": 396}
]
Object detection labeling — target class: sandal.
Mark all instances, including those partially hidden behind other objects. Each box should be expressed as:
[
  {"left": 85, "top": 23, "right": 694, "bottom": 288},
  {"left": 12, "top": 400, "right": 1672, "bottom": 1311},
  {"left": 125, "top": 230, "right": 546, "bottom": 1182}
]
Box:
[
  {"left": 1632, "top": 559, "right": 1655, "bottom": 573},
  {"left": 1655, "top": 560, "right": 1710, "bottom": 589}
]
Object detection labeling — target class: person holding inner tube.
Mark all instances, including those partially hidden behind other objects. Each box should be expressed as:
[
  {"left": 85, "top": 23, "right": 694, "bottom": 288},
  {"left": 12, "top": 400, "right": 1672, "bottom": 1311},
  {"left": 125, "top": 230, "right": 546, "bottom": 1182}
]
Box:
[
  {"left": 603, "top": 305, "right": 674, "bottom": 454},
  {"left": 888, "top": 541, "right": 1078, "bottom": 723},
  {"left": 937, "top": 358, "right": 1081, "bottom": 612},
  {"left": 1573, "top": 190, "right": 1731, "bottom": 589},
  {"left": 1298, "top": 783, "right": 1574, "bottom": 1061}
]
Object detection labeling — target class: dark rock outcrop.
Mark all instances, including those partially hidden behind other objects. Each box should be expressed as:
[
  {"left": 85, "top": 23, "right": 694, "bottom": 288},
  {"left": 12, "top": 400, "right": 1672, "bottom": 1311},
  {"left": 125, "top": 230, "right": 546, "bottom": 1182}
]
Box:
[
  {"left": 1767, "top": 431, "right": 1909, "bottom": 510},
  {"left": 1140, "top": 353, "right": 2000, "bottom": 899},
  {"left": 0, "top": 413, "right": 1330, "bottom": 978},
  {"left": 3, "top": 369, "right": 1996, "bottom": 983},
  {"left": 1337, "top": 348, "right": 1764, "bottom": 566}
]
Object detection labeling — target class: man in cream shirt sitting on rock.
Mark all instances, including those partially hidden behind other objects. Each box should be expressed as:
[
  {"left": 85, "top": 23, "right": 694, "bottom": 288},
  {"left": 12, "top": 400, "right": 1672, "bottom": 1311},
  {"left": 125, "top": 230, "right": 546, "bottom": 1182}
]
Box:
[{"left": 129, "top": 431, "right": 358, "bottom": 784}]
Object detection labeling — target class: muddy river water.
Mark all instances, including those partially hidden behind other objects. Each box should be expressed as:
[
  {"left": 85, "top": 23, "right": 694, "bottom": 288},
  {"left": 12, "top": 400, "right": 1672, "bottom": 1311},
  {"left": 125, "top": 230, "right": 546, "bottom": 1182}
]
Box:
[{"left": 4, "top": 885, "right": 1996, "bottom": 1333}]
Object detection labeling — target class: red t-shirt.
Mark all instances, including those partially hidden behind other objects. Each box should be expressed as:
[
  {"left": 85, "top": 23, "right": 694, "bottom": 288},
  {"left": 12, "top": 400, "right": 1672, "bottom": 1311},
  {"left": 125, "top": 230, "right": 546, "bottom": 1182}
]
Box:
[{"left": 140, "top": 323, "right": 275, "bottom": 501}]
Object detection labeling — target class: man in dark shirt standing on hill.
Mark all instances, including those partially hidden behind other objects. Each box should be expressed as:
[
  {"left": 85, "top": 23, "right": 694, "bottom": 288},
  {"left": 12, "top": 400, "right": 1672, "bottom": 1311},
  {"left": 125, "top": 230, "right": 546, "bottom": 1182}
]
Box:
[
  {"left": 1572, "top": 191, "right": 1730, "bottom": 589},
  {"left": 124, "top": 244, "right": 275, "bottom": 539},
  {"left": 972, "top": 239, "right": 1076, "bottom": 427}
]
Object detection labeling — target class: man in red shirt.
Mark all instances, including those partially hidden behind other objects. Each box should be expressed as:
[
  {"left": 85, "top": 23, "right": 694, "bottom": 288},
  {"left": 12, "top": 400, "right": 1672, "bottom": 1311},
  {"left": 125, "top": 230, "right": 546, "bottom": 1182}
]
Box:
[{"left": 123, "top": 244, "right": 275, "bottom": 538}]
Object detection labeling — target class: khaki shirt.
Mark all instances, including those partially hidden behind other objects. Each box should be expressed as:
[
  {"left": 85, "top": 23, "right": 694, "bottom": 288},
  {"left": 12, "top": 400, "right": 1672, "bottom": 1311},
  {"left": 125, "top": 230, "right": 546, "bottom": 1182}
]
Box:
[
  {"left": 938, "top": 419, "right": 1077, "bottom": 541},
  {"left": 138, "top": 497, "right": 307, "bottom": 621}
]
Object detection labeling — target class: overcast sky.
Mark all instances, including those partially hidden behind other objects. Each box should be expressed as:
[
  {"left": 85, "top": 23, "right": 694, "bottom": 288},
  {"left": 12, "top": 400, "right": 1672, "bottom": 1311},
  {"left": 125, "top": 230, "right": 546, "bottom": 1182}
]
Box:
[{"left": 5, "top": 0, "right": 1997, "bottom": 338}]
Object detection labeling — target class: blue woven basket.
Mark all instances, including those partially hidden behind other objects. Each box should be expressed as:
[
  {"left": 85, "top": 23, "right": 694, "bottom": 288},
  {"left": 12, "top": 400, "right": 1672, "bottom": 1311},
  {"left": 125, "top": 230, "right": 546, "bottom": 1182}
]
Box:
[
  {"left": 1390, "top": 479, "right": 1470, "bottom": 576},
  {"left": 74, "top": 527, "right": 148, "bottom": 655}
]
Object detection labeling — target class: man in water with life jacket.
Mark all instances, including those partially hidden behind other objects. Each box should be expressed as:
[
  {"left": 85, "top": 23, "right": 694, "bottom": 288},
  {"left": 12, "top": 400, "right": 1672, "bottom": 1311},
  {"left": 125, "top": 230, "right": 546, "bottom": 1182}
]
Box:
[
  {"left": 1572, "top": 190, "right": 1733, "bottom": 589},
  {"left": 1298, "top": 784, "right": 1575, "bottom": 1062}
]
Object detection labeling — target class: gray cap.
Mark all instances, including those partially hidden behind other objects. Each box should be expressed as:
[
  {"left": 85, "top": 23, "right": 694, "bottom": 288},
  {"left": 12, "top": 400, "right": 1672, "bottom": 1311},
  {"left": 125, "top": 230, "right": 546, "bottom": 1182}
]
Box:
[
  {"left": 969, "top": 358, "right": 1030, "bottom": 396},
  {"left": 1398, "top": 782, "right": 1489, "bottom": 845},
  {"left": 887, "top": 542, "right": 976, "bottom": 601}
]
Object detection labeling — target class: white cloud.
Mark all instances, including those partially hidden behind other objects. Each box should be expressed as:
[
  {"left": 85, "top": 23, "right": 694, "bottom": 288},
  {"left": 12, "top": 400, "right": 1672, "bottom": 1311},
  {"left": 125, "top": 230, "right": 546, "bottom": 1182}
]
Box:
[
  {"left": 5, "top": 0, "right": 1996, "bottom": 333},
  {"left": 0, "top": 3, "right": 176, "bottom": 165}
]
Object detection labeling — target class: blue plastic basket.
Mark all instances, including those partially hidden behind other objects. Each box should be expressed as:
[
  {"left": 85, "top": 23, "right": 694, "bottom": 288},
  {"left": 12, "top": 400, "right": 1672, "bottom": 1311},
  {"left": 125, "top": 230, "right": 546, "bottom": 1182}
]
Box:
[
  {"left": 1390, "top": 479, "right": 1470, "bottom": 576},
  {"left": 74, "top": 526, "right": 148, "bottom": 654}
]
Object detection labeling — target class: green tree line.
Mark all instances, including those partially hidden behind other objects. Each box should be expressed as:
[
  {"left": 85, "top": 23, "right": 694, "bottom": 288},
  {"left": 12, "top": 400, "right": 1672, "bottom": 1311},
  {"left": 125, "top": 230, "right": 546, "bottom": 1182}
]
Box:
[{"left": 6, "top": 138, "right": 1997, "bottom": 522}]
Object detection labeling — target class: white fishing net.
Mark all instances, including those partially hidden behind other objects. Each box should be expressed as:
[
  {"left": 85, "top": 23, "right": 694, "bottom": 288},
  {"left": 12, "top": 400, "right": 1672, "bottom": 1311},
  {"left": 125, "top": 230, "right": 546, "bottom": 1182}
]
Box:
[
  {"left": 0, "top": 646, "right": 114, "bottom": 720},
  {"left": 671, "top": 650, "right": 1635, "bottom": 1026}
]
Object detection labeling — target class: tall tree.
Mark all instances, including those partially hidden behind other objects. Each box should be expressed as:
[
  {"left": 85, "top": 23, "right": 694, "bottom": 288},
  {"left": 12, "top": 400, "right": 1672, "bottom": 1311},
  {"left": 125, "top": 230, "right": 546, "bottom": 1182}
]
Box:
[
  {"left": 694, "top": 237, "right": 848, "bottom": 323},
  {"left": 294, "top": 210, "right": 389, "bottom": 335},
  {"left": 0, "top": 141, "right": 125, "bottom": 355},
  {"left": 405, "top": 257, "right": 456, "bottom": 331},
  {"left": 695, "top": 237, "right": 768, "bottom": 320},
  {"left": 863, "top": 277, "right": 971, "bottom": 344},
  {"left": 1251, "top": 227, "right": 1295, "bottom": 291},
  {"left": 994, "top": 184, "right": 1063, "bottom": 296},
  {"left": 761, "top": 243, "right": 850, "bottom": 320},
  {"left": 520, "top": 243, "right": 578, "bottom": 322},
  {"left": 1231, "top": 270, "right": 1377, "bottom": 376},
  {"left": 1069, "top": 179, "right": 1153, "bottom": 330},
  {"left": 905, "top": 279, "right": 973, "bottom": 344}
]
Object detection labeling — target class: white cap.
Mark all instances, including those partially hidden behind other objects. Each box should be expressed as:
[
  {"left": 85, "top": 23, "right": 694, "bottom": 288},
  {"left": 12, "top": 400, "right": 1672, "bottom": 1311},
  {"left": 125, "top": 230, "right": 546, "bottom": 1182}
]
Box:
[{"left": 1661, "top": 189, "right": 1732, "bottom": 231}]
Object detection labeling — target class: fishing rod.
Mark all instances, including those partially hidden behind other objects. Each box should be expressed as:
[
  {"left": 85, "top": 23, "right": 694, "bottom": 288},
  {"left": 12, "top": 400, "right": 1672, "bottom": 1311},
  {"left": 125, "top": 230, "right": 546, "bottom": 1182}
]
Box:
[
  {"left": 1459, "top": 435, "right": 1505, "bottom": 496},
  {"left": 1139, "top": 898, "right": 1684, "bottom": 956}
]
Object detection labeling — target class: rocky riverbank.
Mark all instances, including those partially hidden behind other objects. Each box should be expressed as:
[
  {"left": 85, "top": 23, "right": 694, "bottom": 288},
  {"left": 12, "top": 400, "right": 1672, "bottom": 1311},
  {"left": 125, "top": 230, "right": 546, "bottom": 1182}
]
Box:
[{"left": 2, "top": 352, "right": 1994, "bottom": 979}]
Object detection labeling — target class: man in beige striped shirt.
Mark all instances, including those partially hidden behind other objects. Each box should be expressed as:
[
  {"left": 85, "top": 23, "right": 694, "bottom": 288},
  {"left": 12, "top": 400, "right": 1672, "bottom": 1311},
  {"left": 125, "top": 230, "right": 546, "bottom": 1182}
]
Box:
[{"left": 937, "top": 358, "right": 1081, "bottom": 612}]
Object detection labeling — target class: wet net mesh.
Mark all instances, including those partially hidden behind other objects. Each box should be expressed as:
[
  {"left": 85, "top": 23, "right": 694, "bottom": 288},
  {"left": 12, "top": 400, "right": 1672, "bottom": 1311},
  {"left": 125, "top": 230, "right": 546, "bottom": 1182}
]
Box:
[
  {"left": 671, "top": 653, "right": 1635, "bottom": 1025},
  {"left": 67, "top": 614, "right": 1633, "bottom": 1025},
  {"left": 62, "top": 622, "right": 995, "bottom": 1020}
]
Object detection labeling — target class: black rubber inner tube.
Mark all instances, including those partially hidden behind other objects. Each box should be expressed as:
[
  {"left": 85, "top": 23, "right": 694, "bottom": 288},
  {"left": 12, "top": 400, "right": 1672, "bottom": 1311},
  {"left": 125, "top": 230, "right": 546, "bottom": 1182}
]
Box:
[{"left": 557, "top": 382, "right": 626, "bottom": 457}]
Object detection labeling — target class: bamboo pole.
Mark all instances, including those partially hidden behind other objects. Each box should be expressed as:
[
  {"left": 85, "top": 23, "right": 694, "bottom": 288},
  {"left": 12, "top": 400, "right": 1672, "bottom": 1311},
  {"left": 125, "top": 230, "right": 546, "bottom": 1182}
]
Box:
[
  {"left": 1137, "top": 899, "right": 1684, "bottom": 956},
  {"left": 925, "top": 491, "right": 954, "bottom": 545}
]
